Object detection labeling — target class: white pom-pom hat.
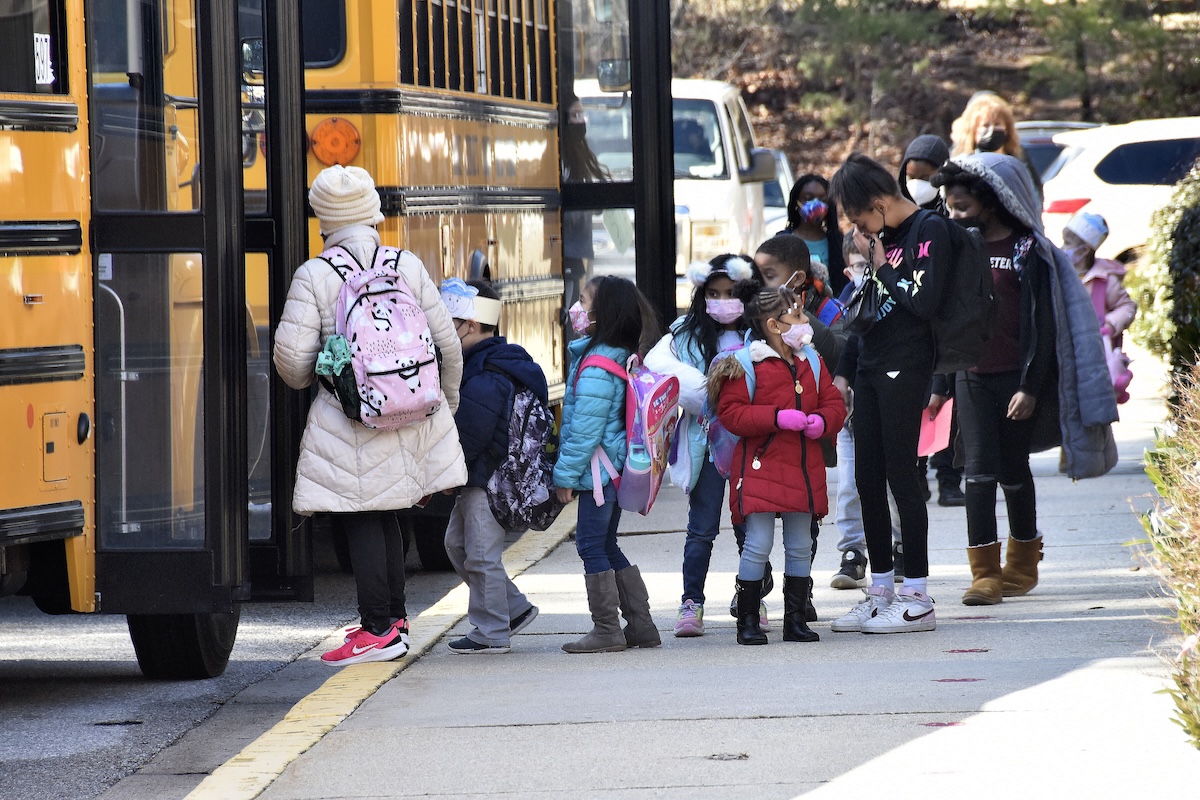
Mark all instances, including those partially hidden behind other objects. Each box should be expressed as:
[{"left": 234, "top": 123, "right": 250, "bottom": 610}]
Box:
[
  {"left": 686, "top": 255, "right": 754, "bottom": 287},
  {"left": 309, "top": 165, "right": 385, "bottom": 235}
]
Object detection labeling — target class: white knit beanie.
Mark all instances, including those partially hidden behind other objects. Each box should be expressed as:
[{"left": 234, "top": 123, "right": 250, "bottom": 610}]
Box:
[
  {"left": 1064, "top": 211, "right": 1108, "bottom": 252},
  {"left": 309, "top": 165, "right": 384, "bottom": 235}
]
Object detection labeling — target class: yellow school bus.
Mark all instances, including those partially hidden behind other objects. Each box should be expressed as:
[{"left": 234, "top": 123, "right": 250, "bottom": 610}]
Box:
[{"left": 0, "top": 0, "right": 674, "bottom": 678}]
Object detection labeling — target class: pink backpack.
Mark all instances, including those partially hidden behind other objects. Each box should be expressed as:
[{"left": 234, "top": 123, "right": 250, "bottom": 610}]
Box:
[
  {"left": 1089, "top": 280, "right": 1133, "bottom": 404},
  {"left": 575, "top": 353, "right": 680, "bottom": 515},
  {"left": 319, "top": 245, "right": 442, "bottom": 429}
]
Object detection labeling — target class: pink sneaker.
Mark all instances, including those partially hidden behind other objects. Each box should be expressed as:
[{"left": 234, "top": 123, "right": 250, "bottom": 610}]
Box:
[{"left": 322, "top": 621, "right": 409, "bottom": 666}]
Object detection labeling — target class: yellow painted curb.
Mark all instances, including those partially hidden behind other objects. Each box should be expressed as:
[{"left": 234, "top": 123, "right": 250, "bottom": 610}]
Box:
[{"left": 185, "top": 518, "right": 572, "bottom": 800}]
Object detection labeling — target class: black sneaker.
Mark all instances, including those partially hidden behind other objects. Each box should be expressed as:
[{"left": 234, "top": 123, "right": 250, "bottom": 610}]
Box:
[
  {"left": 893, "top": 542, "right": 905, "bottom": 582},
  {"left": 830, "top": 549, "right": 867, "bottom": 589},
  {"left": 448, "top": 636, "right": 511, "bottom": 655},
  {"left": 509, "top": 605, "right": 539, "bottom": 635},
  {"left": 938, "top": 484, "right": 966, "bottom": 507}
]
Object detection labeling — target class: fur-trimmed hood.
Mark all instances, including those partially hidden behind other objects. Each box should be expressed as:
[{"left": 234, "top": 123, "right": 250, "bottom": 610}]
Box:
[{"left": 706, "top": 341, "right": 779, "bottom": 408}]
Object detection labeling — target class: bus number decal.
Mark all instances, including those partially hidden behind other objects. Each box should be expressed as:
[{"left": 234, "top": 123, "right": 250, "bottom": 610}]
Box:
[{"left": 34, "top": 34, "right": 55, "bottom": 86}]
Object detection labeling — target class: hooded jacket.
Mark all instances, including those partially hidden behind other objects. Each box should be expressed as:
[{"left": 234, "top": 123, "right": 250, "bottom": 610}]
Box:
[
  {"left": 952, "top": 152, "right": 1119, "bottom": 479},
  {"left": 273, "top": 225, "right": 468, "bottom": 514},
  {"left": 552, "top": 337, "right": 630, "bottom": 492},
  {"left": 708, "top": 341, "right": 846, "bottom": 523},
  {"left": 456, "top": 335, "right": 548, "bottom": 488}
]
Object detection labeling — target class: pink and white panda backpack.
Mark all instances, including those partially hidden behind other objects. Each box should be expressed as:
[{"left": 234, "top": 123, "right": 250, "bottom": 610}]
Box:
[{"left": 319, "top": 245, "right": 442, "bottom": 429}]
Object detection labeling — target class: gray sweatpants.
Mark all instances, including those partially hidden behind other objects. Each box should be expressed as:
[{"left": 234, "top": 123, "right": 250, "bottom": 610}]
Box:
[{"left": 444, "top": 487, "right": 533, "bottom": 646}]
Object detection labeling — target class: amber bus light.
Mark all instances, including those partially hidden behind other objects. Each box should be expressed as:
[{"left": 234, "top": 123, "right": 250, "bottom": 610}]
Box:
[{"left": 310, "top": 117, "right": 361, "bottom": 166}]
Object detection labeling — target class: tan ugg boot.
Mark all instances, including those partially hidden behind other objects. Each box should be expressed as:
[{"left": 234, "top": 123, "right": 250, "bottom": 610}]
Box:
[
  {"left": 962, "top": 542, "right": 1003, "bottom": 606},
  {"left": 614, "top": 565, "right": 662, "bottom": 648},
  {"left": 1001, "top": 536, "right": 1043, "bottom": 597},
  {"left": 562, "top": 570, "right": 628, "bottom": 654}
]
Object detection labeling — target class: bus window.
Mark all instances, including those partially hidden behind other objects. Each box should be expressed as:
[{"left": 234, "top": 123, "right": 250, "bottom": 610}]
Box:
[
  {"left": 95, "top": 252, "right": 208, "bottom": 550},
  {"left": 0, "top": 0, "right": 69, "bottom": 94},
  {"left": 301, "top": 0, "right": 346, "bottom": 67}
]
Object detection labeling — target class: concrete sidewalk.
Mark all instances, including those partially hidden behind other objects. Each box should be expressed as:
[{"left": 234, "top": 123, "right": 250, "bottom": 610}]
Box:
[{"left": 237, "top": 351, "right": 1200, "bottom": 798}]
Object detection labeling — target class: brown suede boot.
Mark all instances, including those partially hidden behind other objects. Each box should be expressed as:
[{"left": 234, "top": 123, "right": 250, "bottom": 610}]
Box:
[
  {"left": 614, "top": 565, "right": 661, "bottom": 648},
  {"left": 962, "top": 542, "right": 1003, "bottom": 605},
  {"left": 1002, "top": 536, "right": 1043, "bottom": 597}
]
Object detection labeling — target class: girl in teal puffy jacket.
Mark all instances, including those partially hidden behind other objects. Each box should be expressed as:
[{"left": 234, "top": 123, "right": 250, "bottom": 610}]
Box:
[{"left": 553, "top": 276, "right": 661, "bottom": 654}]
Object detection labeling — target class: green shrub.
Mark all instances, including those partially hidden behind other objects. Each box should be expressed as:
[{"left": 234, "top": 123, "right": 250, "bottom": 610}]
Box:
[
  {"left": 1128, "top": 161, "right": 1200, "bottom": 387},
  {"left": 1142, "top": 366, "right": 1200, "bottom": 749}
]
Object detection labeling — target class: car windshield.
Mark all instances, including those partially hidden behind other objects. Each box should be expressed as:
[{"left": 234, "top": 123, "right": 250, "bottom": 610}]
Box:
[
  {"left": 579, "top": 95, "right": 729, "bottom": 181},
  {"left": 1042, "top": 145, "right": 1082, "bottom": 184}
]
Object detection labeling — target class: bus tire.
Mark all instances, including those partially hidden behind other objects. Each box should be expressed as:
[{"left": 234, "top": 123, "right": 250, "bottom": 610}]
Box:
[
  {"left": 412, "top": 514, "right": 453, "bottom": 572},
  {"left": 126, "top": 606, "right": 241, "bottom": 680}
]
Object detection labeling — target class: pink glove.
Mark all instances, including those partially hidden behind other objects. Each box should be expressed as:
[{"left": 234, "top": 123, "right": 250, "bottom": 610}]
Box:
[
  {"left": 777, "top": 409, "right": 808, "bottom": 431},
  {"left": 802, "top": 413, "right": 826, "bottom": 439},
  {"left": 1099, "top": 323, "right": 1115, "bottom": 337}
]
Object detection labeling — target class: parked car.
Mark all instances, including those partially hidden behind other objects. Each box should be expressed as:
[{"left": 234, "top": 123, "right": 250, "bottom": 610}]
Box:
[
  {"left": 1041, "top": 117, "right": 1200, "bottom": 261},
  {"left": 1015, "top": 120, "right": 1101, "bottom": 180},
  {"left": 576, "top": 78, "right": 775, "bottom": 310},
  {"left": 762, "top": 148, "right": 794, "bottom": 236}
]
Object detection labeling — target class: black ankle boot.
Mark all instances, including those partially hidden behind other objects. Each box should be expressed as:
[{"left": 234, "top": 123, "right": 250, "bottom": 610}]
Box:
[
  {"left": 783, "top": 576, "right": 820, "bottom": 642},
  {"left": 735, "top": 578, "right": 768, "bottom": 645}
]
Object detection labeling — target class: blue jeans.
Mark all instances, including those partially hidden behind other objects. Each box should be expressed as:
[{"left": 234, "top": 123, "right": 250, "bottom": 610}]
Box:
[
  {"left": 739, "top": 511, "right": 813, "bottom": 580},
  {"left": 575, "top": 481, "right": 632, "bottom": 574},
  {"left": 680, "top": 459, "right": 744, "bottom": 604}
]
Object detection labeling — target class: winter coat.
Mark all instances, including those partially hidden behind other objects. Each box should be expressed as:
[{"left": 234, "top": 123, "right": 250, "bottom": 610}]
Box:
[
  {"left": 708, "top": 341, "right": 846, "bottom": 523},
  {"left": 952, "top": 152, "right": 1118, "bottom": 479},
  {"left": 1082, "top": 258, "right": 1137, "bottom": 344},
  {"left": 456, "top": 335, "right": 548, "bottom": 488},
  {"left": 273, "top": 225, "right": 467, "bottom": 514},
  {"left": 552, "top": 337, "right": 630, "bottom": 492}
]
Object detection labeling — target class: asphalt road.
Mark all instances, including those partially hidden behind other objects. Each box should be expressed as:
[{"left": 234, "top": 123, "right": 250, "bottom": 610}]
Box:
[{"left": 0, "top": 534, "right": 461, "bottom": 800}]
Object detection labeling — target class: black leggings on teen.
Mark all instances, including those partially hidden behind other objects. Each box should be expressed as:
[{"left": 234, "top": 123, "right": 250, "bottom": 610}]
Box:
[
  {"left": 853, "top": 367, "right": 933, "bottom": 579},
  {"left": 341, "top": 511, "right": 408, "bottom": 634},
  {"left": 955, "top": 370, "right": 1038, "bottom": 547}
]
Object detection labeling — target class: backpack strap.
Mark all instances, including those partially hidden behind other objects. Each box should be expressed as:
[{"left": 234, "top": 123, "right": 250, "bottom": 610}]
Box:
[
  {"left": 732, "top": 345, "right": 757, "bottom": 401},
  {"left": 315, "top": 245, "right": 363, "bottom": 282},
  {"left": 573, "top": 354, "right": 627, "bottom": 506},
  {"left": 1088, "top": 278, "right": 1108, "bottom": 328}
]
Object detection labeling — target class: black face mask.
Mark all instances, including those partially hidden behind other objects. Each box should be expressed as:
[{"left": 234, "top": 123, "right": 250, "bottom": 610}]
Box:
[
  {"left": 976, "top": 127, "right": 1007, "bottom": 152},
  {"left": 953, "top": 216, "right": 984, "bottom": 231},
  {"left": 566, "top": 121, "right": 587, "bottom": 138}
]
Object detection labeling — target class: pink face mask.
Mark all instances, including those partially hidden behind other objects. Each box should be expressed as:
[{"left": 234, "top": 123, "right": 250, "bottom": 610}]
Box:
[
  {"left": 705, "top": 298, "right": 744, "bottom": 324},
  {"left": 568, "top": 301, "right": 592, "bottom": 334},
  {"left": 780, "top": 321, "right": 814, "bottom": 351}
]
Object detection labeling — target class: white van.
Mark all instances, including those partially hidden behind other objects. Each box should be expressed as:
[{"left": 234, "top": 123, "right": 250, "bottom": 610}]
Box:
[{"left": 575, "top": 78, "right": 774, "bottom": 302}]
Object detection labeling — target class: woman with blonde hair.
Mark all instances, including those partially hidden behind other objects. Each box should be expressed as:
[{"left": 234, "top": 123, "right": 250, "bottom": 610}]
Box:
[{"left": 949, "top": 92, "right": 1042, "bottom": 199}]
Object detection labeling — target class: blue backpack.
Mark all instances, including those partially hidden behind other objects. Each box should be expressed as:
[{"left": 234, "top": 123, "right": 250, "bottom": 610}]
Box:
[{"left": 703, "top": 343, "right": 821, "bottom": 479}]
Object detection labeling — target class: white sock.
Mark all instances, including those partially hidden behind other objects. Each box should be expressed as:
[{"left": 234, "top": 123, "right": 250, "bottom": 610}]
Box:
[
  {"left": 902, "top": 577, "right": 928, "bottom": 595},
  {"left": 871, "top": 571, "right": 894, "bottom": 589}
]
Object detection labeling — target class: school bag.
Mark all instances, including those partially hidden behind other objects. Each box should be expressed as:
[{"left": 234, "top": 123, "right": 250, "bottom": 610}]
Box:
[
  {"left": 314, "top": 245, "right": 442, "bottom": 430},
  {"left": 922, "top": 210, "right": 996, "bottom": 374},
  {"left": 574, "top": 353, "right": 680, "bottom": 515},
  {"left": 484, "top": 366, "right": 566, "bottom": 532},
  {"left": 704, "top": 343, "right": 821, "bottom": 480},
  {"left": 1088, "top": 281, "right": 1134, "bottom": 404}
]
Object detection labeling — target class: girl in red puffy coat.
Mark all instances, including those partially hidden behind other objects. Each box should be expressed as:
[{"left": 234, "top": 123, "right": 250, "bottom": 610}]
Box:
[{"left": 708, "top": 281, "right": 847, "bottom": 645}]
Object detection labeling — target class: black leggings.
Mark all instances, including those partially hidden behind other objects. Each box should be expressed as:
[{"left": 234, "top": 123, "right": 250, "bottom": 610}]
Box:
[
  {"left": 854, "top": 367, "right": 932, "bottom": 579},
  {"left": 956, "top": 371, "right": 1038, "bottom": 547},
  {"left": 341, "top": 511, "right": 408, "bottom": 634}
]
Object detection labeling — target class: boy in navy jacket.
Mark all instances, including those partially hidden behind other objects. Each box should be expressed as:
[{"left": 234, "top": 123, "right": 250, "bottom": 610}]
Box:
[{"left": 440, "top": 279, "right": 546, "bottom": 653}]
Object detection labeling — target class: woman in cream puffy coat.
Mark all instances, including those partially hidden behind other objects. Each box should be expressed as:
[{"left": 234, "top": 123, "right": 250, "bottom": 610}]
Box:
[{"left": 273, "top": 165, "right": 466, "bottom": 665}]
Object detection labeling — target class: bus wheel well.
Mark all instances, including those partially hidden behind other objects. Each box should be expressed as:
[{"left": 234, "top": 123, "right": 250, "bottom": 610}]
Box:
[{"left": 127, "top": 606, "right": 241, "bottom": 679}]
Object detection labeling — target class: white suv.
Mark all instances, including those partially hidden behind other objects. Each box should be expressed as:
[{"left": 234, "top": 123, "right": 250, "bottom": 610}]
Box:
[{"left": 1041, "top": 117, "right": 1200, "bottom": 261}]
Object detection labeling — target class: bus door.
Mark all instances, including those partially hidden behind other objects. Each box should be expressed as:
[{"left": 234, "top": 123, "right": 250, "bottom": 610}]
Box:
[{"left": 86, "top": 0, "right": 306, "bottom": 678}]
